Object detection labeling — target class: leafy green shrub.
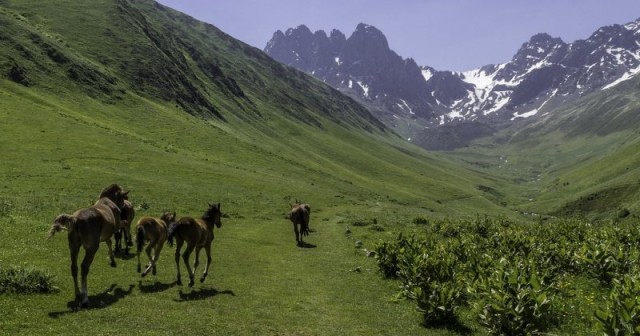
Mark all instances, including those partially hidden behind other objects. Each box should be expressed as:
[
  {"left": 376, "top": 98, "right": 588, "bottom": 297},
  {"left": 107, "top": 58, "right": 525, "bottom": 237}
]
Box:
[
  {"left": 352, "top": 219, "right": 370, "bottom": 227},
  {"left": 369, "top": 224, "right": 385, "bottom": 232},
  {"left": 618, "top": 208, "right": 631, "bottom": 219},
  {"left": 595, "top": 275, "right": 640, "bottom": 335},
  {"left": 399, "top": 245, "right": 465, "bottom": 325},
  {"left": 375, "top": 233, "right": 422, "bottom": 279},
  {"left": 0, "top": 266, "right": 58, "bottom": 294},
  {"left": 412, "top": 216, "right": 428, "bottom": 225},
  {"left": 475, "top": 258, "right": 560, "bottom": 335},
  {"left": 574, "top": 242, "right": 635, "bottom": 285},
  {"left": 0, "top": 199, "right": 11, "bottom": 216}
]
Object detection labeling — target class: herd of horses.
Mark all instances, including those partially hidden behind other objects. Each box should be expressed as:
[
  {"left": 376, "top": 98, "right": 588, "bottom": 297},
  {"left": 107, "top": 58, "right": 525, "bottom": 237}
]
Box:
[{"left": 47, "top": 184, "right": 312, "bottom": 308}]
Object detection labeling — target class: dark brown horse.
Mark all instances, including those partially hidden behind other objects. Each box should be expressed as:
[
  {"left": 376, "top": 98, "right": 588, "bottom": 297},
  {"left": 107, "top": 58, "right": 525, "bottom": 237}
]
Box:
[
  {"left": 49, "top": 184, "right": 128, "bottom": 307},
  {"left": 168, "top": 203, "right": 222, "bottom": 287},
  {"left": 115, "top": 199, "right": 135, "bottom": 255},
  {"left": 289, "top": 202, "right": 311, "bottom": 246},
  {"left": 136, "top": 211, "right": 176, "bottom": 277}
]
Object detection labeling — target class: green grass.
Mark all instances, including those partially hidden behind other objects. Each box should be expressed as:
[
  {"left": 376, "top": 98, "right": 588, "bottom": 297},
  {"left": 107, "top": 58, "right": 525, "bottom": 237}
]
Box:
[
  {"left": 0, "top": 1, "right": 512, "bottom": 334},
  {"left": 3, "top": 0, "right": 640, "bottom": 334}
]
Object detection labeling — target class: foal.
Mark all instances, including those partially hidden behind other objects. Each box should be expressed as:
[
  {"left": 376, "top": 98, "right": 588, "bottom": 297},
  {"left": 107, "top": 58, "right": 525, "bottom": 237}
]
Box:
[
  {"left": 289, "top": 202, "right": 311, "bottom": 246},
  {"left": 115, "top": 199, "right": 135, "bottom": 255},
  {"left": 135, "top": 211, "right": 176, "bottom": 277},
  {"left": 168, "top": 203, "right": 222, "bottom": 287},
  {"left": 49, "top": 188, "right": 127, "bottom": 307}
]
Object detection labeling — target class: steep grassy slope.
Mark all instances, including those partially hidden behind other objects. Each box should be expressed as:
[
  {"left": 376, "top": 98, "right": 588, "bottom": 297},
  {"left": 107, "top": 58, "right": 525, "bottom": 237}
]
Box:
[{"left": 0, "top": 1, "right": 509, "bottom": 334}]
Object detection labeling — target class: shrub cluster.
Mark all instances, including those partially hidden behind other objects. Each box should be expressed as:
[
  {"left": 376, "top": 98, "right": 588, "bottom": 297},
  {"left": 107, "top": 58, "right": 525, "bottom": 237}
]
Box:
[
  {"left": 0, "top": 266, "right": 58, "bottom": 294},
  {"left": 375, "top": 217, "right": 640, "bottom": 334}
]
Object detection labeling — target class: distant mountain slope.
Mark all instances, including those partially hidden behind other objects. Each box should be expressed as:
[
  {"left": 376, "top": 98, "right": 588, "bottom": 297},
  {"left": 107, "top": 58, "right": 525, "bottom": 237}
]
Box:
[
  {"left": 0, "top": 0, "right": 387, "bottom": 133},
  {"left": 265, "top": 24, "right": 437, "bottom": 127},
  {"left": 0, "top": 0, "right": 509, "bottom": 220},
  {"left": 265, "top": 19, "right": 640, "bottom": 149}
]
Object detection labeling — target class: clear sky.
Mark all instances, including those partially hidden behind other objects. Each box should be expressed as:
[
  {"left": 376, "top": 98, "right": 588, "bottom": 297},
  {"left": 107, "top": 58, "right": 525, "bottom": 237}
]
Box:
[{"left": 156, "top": 0, "right": 640, "bottom": 72}]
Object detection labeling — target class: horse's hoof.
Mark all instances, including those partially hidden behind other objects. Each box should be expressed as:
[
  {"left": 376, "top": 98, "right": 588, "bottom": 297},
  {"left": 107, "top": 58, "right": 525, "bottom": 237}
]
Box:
[
  {"left": 110, "top": 261, "right": 117, "bottom": 268},
  {"left": 136, "top": 265, "right": 141, "bottom": 273},
  {"left": 200, "top": 277, "right": 206, "bottom": 283},
  {"left": 80, "top": 300, "right": 89, "bottom": 309},
  {"left": 152, "top": 268, "right": 157, "bottom": 276},
  {"left": 176, "top": 279, "right": 182, "bottom": 286},
  {"left": 141, "top": 272, "right": 148, "bottom": 278}
]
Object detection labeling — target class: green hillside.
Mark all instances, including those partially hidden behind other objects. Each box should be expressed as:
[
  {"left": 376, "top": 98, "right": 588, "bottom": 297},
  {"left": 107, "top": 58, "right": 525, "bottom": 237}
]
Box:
[
  {"left": 0, "top": 0, "right": 513, "bottom": 334},
  {"left": 450, "top": 75, "right": 640, "bottom": 220}
]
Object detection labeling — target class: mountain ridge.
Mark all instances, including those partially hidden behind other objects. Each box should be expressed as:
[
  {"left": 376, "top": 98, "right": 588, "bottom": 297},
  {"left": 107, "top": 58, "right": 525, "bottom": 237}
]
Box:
[{"left": 265, "top": 19, "right": 640, "bottom": 149}]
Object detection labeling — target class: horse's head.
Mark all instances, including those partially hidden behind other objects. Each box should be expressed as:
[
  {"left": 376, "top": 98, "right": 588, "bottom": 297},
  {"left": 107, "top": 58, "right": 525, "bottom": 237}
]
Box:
[
  {"left": 203, "top": 202, "right": 222, "bottom": 228},
  {"left": 161, "top": 211, "right": 177, "bottom": 226},
  {"left": 114, "top": 190, "right": 128, "bottom": 210},
  {"left": 98, "top": 184, "right": 128, "bottom": 209}
]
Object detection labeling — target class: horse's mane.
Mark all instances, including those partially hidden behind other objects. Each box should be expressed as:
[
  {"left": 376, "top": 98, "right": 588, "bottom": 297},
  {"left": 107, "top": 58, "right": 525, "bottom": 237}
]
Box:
[{"left": 98, "top": 184, "right": 123, "bottom": 199}]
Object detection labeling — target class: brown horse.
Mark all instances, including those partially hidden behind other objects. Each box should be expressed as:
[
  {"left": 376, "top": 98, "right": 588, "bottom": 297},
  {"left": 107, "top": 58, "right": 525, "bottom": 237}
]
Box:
[
  {"left": 168, "top": 203, "right": 222, "bottom": 287},
  {"left": 136, "top": 211, "right": 176, "bottom": 277},
  {"left": 49, "top": 185, "right": 127, "bottom": 307},
  {"left": 115, "top": 199, "right": 135, "bottom": 255},
  {"left": 289, "top": 202, "right": 311, "bottom": 246}
]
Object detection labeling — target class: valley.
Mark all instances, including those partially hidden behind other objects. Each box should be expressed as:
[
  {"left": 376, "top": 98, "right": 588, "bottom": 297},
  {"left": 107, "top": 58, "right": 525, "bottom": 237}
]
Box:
[{"left": 1, "top": 0, "right": 640, "bottom": 335}]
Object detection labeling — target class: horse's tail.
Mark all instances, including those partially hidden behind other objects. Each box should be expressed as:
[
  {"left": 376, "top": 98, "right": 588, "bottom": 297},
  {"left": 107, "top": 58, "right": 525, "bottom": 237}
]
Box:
[
  {"left": 48, "top": 214, "right": 76, "bottom": 240},
  {"left": 167, "top": 222, "right": 178, "bottom": 246},
  {"left": 136, "top": 225, "right": 145, "bottom": 253}
]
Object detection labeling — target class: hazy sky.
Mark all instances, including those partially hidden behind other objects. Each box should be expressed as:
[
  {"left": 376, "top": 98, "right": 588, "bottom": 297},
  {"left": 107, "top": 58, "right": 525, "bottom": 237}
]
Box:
[{"left": 156, "top": 0, "right": 640, "bottom": 72}]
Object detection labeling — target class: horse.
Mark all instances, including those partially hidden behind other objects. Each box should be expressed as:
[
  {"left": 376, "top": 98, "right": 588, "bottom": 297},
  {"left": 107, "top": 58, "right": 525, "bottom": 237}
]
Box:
[
  {"left": 168, "top": 203, "right": 222, "bottom": 287},
  {"left": 135, "top": 211, "right": 176, "bottom": 277},
  {"left": 114, "top": 198, "right": 135, "bottom": 255},
  {"left": 289, "top": 202, "right": 311, "bottom": 246},
  {"left": 48, "top": 185, "right": 128, "bottom": 307}
]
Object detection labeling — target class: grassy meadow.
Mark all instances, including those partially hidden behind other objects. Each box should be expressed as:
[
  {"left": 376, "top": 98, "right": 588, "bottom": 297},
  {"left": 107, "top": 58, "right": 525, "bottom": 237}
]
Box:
[
  {"left": 2, "top": 0, "right": 640, "bottom": 335},
  {"left": 0, "top": 76, "right": 502, "bottom": 335}
]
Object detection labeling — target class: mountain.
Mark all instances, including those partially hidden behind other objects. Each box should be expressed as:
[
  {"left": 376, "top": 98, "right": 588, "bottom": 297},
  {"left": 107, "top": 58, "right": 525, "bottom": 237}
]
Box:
[
  {"left": 265, "top": 20, "right": 640, "bottom": 149},
  {"left": 265, "top": 23, "right": 438, "bottom": 127}
]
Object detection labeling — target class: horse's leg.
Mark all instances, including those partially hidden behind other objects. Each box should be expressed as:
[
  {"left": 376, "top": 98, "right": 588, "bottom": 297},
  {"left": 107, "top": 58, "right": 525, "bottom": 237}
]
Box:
[
  {"left": 182, "top": 244, "right": 196, "bottom": 287},
  {"left": 152, "top": 241, "right": 165, "bottom": 276},
  {"left": 114, "top": 229, "right": 122, "bottom": 253},
  {"left": 136, "top": 243, "right": 142, "bottom": 273},
  {"left": 193, "top": 246, "right": 201, "bottom": 278},
  {"left": 124, "top": 223, "right": 132, "bottom": 254},
  {"left": 105, "top": 238, "right": 116, "bottom": 267},
  {"left": 80, "top": 245, "right": 98, "bottom": 308},
  {"left": 200, "top": 243, "right": 212, "bottom": 283},
  {"left": 293, "top": 222, "right": 300, "bottom": 246},
  {"left": 174, "top": 239, "right": 184, "bottom": 285},
  {"left": 68, "top": 235, "right": 81, "bottom": 302},
  {"left": 141, "top": 241, "right": 154, "bottom": 277}
]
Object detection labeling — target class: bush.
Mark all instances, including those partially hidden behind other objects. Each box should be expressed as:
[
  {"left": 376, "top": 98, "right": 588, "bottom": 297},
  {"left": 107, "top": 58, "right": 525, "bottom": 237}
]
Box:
[
  {"left": 595, "top": 275, "right": 640, "bottom": 335},
  {"left": 0, "top": 266, "right": 58, "bottom": 294},
  {"left": 475, "top": 258, "right": 560, "bottom": 335},
  {"left": 400, "top": 245, "right": 465, "bottom": 325},
  {"left": 412, "top": 216, "right": 428, "bottom": 225}
]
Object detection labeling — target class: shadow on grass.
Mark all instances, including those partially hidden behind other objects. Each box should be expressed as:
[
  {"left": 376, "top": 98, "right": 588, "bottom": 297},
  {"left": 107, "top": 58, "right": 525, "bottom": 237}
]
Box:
[
  {"left": 48, "top": 283, "right": 134, "bottom": 318},
  {"left": 422, "top": 317, "right": 473, "bottom": 335},
  {"left": 138, "top": 280, "right": 176, "bottom": 294},
  {"left": 297, "top": 241, "right": 316, "bottom": 249},
  {"left": 115, "top": 251, "right": 136, "bottom": 260},
  {"left": 173, "top": 287, "right": 236, "bottom": 302}
]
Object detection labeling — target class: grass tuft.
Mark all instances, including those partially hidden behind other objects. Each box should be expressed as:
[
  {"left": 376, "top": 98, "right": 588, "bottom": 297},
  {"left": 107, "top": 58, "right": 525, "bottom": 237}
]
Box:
[{"left": 0, "top": 266, "right": 59, "bottom": 294}]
